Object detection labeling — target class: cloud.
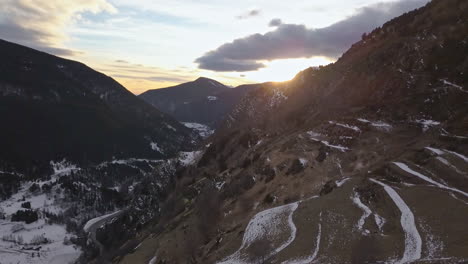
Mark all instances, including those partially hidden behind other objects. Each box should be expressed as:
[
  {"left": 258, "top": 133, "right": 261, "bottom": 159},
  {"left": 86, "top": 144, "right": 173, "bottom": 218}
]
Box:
[
  {"left": 196, "top": 0, "right": 429, "bottom": 72},
  {"left": 236, "top": 9, "right": 261, "bottom": 19},
  {"left": 0, "top": 0, "right": 116, "bottom": 56},
  {"left": 115, "top": 59, "right": 129, "bottom": 63},
  {"left": 269, "top": 18, "right": 282, "bottom": 27}
]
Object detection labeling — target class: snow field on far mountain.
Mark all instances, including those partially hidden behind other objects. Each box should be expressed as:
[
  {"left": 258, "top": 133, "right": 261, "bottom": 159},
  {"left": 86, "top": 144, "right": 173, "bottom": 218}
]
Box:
[{"left": 182, "top": 122, "right": 214, "bottom": 138}]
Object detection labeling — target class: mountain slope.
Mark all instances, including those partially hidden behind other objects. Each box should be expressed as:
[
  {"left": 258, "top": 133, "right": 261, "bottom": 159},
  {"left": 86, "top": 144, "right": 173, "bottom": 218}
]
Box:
[
  {"left": 139, "top": 78, "right": 259, "bottom": 127},
  {"left": 117, "top": 0, "right": 468, "bottom": 263},
  {"left": 0, "top": 39, "right": 198, "bottom": 176}
]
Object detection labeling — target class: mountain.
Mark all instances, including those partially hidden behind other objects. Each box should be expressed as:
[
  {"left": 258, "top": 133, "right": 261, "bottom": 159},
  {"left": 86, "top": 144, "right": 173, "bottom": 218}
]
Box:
[
  {"left": 139, "top": 78, "right": 259, "bottom": 127},
  {"left": 116, "top": 0, "right": 468, "bottom": 263},
  {"left": 0, "top": 39, "right": 198, "bottom": 176}
]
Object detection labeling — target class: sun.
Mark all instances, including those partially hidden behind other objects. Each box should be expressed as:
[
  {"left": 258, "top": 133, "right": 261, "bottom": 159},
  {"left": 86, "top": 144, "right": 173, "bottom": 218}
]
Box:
[{"left": 247, "top": 57, "right": 334, "bottom": 83}]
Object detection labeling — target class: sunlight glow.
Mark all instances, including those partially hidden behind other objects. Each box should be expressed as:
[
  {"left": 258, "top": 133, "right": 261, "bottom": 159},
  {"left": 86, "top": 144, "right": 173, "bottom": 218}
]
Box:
[{"left": 246, "top": 57, "right": 334, "bottom": 83}]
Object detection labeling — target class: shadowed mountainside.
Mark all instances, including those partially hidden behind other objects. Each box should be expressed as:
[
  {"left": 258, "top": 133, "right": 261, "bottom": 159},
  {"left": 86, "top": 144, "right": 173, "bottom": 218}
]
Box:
[
  {"left": 0, "top": 39, "right": 199, "bottom": 176},
  {"left": 139, "top": 78, "right": 260, "bottom": 127}
]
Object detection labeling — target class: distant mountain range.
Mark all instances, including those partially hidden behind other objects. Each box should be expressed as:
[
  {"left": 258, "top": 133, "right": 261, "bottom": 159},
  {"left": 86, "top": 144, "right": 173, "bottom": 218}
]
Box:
[
  {"left": 0, "top": 39, "right": 198, "bottom": 176},
  {"left": 139, "top": 77, "right": 260, "bottom": 127}
]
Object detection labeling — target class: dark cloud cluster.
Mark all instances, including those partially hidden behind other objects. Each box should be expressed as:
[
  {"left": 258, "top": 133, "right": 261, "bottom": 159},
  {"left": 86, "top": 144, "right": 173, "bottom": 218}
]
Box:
[
  {"left": 236, "top": 9, "right": 261, "bottom": 19},
  {"left": 269, "top": 18, "right": 282, "bottom": 27},
  {"left": 196, "top": 0, "right": 429, "bottom": 72}
]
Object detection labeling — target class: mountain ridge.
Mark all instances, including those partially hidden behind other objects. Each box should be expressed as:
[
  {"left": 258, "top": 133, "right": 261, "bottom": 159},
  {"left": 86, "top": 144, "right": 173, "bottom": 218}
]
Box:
[
  {"left": 0, "top": 38, "right": 199, "bottom": 176},
  {"left": 139, "top": 78, "right": 260, "bottom": 127}
]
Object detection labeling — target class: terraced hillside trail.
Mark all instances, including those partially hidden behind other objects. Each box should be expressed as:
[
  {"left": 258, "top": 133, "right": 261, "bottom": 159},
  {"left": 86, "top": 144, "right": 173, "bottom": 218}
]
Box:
[{"left": 218, "top": 171, "right": 468, "bottom": 264}]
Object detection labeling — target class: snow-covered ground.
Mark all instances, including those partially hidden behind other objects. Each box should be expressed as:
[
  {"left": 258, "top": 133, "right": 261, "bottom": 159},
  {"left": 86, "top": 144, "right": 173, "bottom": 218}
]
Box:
[
  {"left": 350, "top": 191, "right": 386, "bottom": 235},
  {"left": 270, "top": 87, "right": 288, "bottom": 107},
  {"left": 0, "top": 160, "right": 82, "bottom": 264},
  {"left": 150, "top": 142, "right": 164, "bottom": 154},
  {"left": 0, "top": 219, "right": 80, "bottom": 264},
  {"left": 283, "top": 212, "right": 322, "bottom": 264},
  {"left": 182, "top": 122, "right": 214, "bottom": 139},
  {"left": 218, "top": 202, "right": 299, "bottom": 264},
  {"left": 440, "top": 79, "right": 466, "bottom": 93},
  {"left": 83, "top": 210, "right": 122, "bottom": 233},
  {"left": 351, "top": 192, "right": 372, "bottom": 235},
  {"left": 148, "top": 254, "right": 158, "bottom": 264},
  {"left": 97, "top": 158, "right": 163, "bottom": 176},
  {"left": 328, "top": 121, "right": 361, "bottom": 132},
  {"left": 335, "top": 178, "right": 351, "bottom": 187},
  {"left": 307, "top": 132, "right": 350, "bottom": 152},
  {"left": 414, "top": 119, "right": 440, "bottom": 132},
  {"left": 357, "top": 118, "right": 392, "bottom": 132},
  {"left": 178, "top": 151, "right": 203, "bottom": 166},
  {"left": 393, "top": 162, "right": 468, "bottom": 198}
]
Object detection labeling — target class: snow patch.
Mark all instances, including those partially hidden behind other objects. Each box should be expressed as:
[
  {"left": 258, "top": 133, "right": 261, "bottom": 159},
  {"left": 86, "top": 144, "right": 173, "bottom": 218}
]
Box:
[
  {"left": 83, "top": 210, "right": 122, "bottom": 232},
  {"left": 436, "top": 157, "right": 465, "bottom": 175},
  {"left": 329, "top": 121, "right": 361, "bottom": 132},
  {"left": 351, "top": 192, "right": 372, "bottom": 234},
  {"left": 357, "top": 118, "right": 392, "bottom": 131},
  {"left": 336, "top": 178, "right": 351, "bottom": 187},
  {"left": 308, "top": 135, "right": 350, "bottom": 152},
  {"left": 424, "top": 147, "right": 444, "bottom": 155},
  {"left": 270, "top": 87, "right": 288, "bottom": 107},
  {"left": 178, "top": 151, "right": 202, "bottom": 166},
  {"left": 414, "top": 119, "right": 440, "bottom": 132},
  {"left": 374, "top": 214, "right": 386, "bottom": 232},
  {"left": 218, "top": 202, "right": 299, "bottom": 263},
  {"left": 306, "top": 131, "right": 322, "bottom": 138},
  {"left": 215, "top": 181, "right": 226, "bottom": 190},
  {"left": 299, "top": 158, "right": 308, "bottom": 167},
  {"left": 182, "top": 122, "right": 214, "bottom": 138},
  {"left": 148, "top": 255, "right": 158, "bottom": 264},
  {"left": 370, "top": 178, "right": 422, "bottom": 263},
  {"left": 166, "top": 124, "right": 176, "bottom": 131},
  {"left": 282, "top": 212, "right": 322, "bottom": 264},
  {"left": 440, "top": 79, "right": 466, "bottom": 93},
  {"left": 393, "top": 162, "right": 468, "bottom": 198},
  {"left": 50, "top": 159, "right": 79, "bottom": 176},
  {"left": 443, "top": 149, "right": 468, "bottom": 163},
  {"left": 150, "top": 142, "right": 163, "bottom": 153}
]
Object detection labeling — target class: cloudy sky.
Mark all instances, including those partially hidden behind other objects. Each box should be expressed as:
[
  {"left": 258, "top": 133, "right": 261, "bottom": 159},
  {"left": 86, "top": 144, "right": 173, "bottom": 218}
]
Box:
[{"left": 0, "top": 0, "right": 429, "bottom": 94}]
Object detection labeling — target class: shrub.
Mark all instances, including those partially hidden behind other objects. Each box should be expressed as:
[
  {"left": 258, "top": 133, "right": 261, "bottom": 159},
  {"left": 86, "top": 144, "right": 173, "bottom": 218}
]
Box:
[
  {"left": 30, "top": 234, "right": 48, "bottom": 245},
  {"left": 286, "top": 159, "right": 305, "bottom": 175},
  {"left": 11, "top": 210, "right": 38, "bottom": 224},
  {"left": 263, "top": 193, "right": 275, "bottom": 204}
]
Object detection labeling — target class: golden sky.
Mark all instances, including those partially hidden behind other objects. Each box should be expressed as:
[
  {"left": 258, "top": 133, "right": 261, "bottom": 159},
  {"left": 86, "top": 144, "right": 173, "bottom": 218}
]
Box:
[{"left": 0, "top": 0, "right": 429, "bottom": 94}]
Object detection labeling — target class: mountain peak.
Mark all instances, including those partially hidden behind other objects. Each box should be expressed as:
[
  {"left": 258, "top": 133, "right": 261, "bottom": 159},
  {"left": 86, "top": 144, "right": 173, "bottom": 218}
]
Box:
[{"left": 193, "top": 77, "right": 227, "bottom": 88}]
